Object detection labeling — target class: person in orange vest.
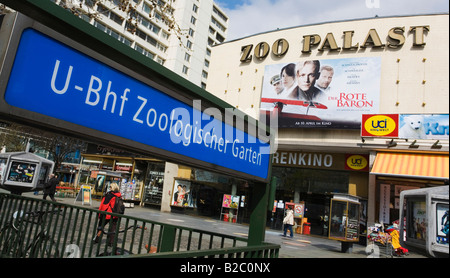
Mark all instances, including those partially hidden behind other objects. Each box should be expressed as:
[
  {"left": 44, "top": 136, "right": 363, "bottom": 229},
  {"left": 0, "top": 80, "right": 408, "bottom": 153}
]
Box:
[{"left": 93, "top": 183, "right": 123, "bottom": 245}]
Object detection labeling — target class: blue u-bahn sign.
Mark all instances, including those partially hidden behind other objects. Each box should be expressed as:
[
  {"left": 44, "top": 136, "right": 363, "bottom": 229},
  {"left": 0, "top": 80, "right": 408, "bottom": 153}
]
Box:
[{"left": 0, "top": 14, "right": 271, "bottom": 181}]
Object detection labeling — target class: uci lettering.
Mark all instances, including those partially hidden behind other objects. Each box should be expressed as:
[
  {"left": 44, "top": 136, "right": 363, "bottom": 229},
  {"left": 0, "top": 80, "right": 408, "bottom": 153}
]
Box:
[{"left": 372, "top": 119, "right": 387, "bottom": 129}]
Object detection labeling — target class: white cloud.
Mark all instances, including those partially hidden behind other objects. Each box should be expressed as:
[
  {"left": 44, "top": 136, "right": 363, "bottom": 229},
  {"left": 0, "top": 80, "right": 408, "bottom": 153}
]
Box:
[{"left": 220, "top": 0, "right": 449, "bottom": 41}]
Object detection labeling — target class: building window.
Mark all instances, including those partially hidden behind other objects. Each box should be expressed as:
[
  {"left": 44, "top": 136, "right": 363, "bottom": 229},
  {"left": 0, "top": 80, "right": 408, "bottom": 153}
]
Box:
[
  {"left": 156, "top": 57, "right": 165, "bottom": 65},
  {"left": 135, "top": 28, "right": 167, "bottom": 52},
  {"left": 216, "top": 33, "right": 225, "bottom": 43},
  {"left": 161, "top": 31, "right": 170, "bottom": 40},
  {"left": 135, "top": 44, "right": 155, "bottom": 60},
  {"left": 185, "top": 53, "right": 191, "bottom": 62},
  {"left": 97, "top": 4, "right": 124, "bottom": 26},
  {"left": 211, "top": 17, "right": 226, "bottom": 32},
  {"left": 189, "top": 28, "right": 195, "bottom": 37},
  {"left": 137, "top": 15, "right": 161, "bottom": 35},
  {"left": 94, "top": 20, "right": 131, "bottom": 46},
  {"left": 182, "top": 66, "right": 189, "bottom": 75},
  {"left": 193, "top": 4, "right": 199, "bottom": 13},
  {"left": 213, "top": 6, "right": 228, "bottom": 22},
  {"left": 186, "top": 40, "right": 193, "bottom": 50},
  {"left": 143, "top": 2, "right": 152, "bottom": 14},
  {"left": 190, "top": 16, "right": 197, "bottom": 25}
]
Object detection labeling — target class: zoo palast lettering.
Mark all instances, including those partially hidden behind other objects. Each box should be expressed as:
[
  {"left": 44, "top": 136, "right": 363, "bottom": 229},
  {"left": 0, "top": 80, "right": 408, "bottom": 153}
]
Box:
[{"left": 240, "top": 25, "right": 429, "bottom": 62}]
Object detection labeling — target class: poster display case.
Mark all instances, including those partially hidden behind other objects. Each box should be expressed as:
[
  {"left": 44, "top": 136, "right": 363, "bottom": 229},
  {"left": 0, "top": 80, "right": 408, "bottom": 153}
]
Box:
[
  {"left": 400, "top": 186, "right": 449, "bottom": 258},
  {"left": 0, "top": 152, "right": 54, "bottom": 194},
  {"left": 329, "top": 198, "right": 361, "bottom": 242},
  {"left": 171, "top": 179, "right": 195, "bottom": 208},
  {"left": 221, "top": 194, "right": 240, "bottom": 223}
]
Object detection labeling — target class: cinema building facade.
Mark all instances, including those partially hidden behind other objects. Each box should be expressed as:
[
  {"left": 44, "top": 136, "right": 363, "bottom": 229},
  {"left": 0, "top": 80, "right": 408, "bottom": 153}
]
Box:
[{"left": 206, "top": 14, "right": 449, "bottom": 237}]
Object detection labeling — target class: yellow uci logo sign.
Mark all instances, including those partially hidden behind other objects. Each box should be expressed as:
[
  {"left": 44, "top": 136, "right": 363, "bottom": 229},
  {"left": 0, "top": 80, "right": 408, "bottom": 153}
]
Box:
[
  {"left": 346, "top": 155, "right": 368, "bottom": 171},
  {"left": 362, "top": 114, "right": 399, "bottom": 137}
]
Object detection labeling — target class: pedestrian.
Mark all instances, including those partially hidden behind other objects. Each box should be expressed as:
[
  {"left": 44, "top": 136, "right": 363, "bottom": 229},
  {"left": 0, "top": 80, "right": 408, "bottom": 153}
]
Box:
[
  {"left": 283, "top": 206, "right": 295, "bottom": 238},
  {"left": 43, "top": 174, "right": 58, "bottom": 202},
  {"left": 94, "top": 183, "right": 123, "bottom": 245}
]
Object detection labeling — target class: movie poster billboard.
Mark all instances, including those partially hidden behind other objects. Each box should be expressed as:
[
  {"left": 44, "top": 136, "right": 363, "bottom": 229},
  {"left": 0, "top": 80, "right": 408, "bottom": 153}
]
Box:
[
  {"left": 172, "top": 179, "right": 195, "bottom": 208},
  {"left": 436, "top": 203, "right": 449, "bottom": 245},
  {"left": 260, "top": 57, "right": 381, "bottom": 129}
]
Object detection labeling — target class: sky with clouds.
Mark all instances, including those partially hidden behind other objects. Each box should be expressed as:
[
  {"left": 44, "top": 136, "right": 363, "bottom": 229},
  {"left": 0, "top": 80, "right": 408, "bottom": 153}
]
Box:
[{"left": 214, "top": 0, "right": 449, "bottom": 41}]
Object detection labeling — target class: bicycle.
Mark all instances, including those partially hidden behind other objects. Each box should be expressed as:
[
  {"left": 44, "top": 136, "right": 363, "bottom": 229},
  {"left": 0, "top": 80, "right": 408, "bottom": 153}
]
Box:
[
  {"left": 0, "top": 208, "right": 62, "bottom": 258},
  {"left": 93, "top": 224, "right": 147, "bottom": 257}
]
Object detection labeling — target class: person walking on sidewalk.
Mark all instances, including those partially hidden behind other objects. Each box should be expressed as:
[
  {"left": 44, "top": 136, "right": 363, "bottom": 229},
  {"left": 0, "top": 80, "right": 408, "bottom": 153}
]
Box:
[
  {"left": 43, "top": 174, "right": 58, "bottom": 202},
  {"left": 94, "top": 183, "right": 123, "bottom": 245},
  {"left": 283, "top": 206, "right": 295, "bottom": 238}
]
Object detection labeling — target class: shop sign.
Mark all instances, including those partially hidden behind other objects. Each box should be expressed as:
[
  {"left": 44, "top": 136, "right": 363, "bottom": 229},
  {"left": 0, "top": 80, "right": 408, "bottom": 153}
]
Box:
[
  {"left": 272, "top": 151, "right": 335, "bottom": 169},
  {"left": 1, "top": 25, "right": 271, "bottom": 181},
  {"left": 273, "top": 151, "right": 371, "bottom": 172},
  {"left": 345, "top": 154, "right": 369, "bottom": 172},
  {"left": 379, "top": 184, "right": 390, "bottom": 224},
  {"left": 241, "top": 26, "right": 429, "bottom": 62},
  {"left": 361, "top": 114, "right": 399, "bottom": 137},
  {"left": 287, "top": 202, "right": 305, "bottom": 218},
  {"left": 115, "top": 165, "right": 132, "bottom": 172},
  {"left": 362, "top": 114, "right": 449, "bottom": 139}
]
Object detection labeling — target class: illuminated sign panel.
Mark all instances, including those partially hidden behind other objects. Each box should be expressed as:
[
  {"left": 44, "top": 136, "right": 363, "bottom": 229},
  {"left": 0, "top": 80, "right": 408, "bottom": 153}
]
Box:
[
  {"left": 3, "top": 28, "right": 270, "bottom": 180},
  {"left": 362, "top": 114, "right": 449, "bottom": 139},
  {"left": 345, "top": 154, "right": 369, "bottom": 172},
  {"left": 361, "top": 114, "right": 399, "bottom": 137}
]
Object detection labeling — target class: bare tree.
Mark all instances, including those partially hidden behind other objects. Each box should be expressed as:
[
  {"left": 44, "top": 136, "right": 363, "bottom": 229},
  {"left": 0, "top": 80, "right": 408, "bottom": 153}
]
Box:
[
  {"left": 0, "top": 122, "right": 29, "bottom": 152},
  {"left": 0, "top": 122, "right": 86, "bottom": 173}
]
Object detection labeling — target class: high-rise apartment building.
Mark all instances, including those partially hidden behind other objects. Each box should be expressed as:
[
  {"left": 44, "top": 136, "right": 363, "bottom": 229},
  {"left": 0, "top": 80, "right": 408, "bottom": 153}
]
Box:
[{"left": 52, "top": 0, "right": 228, "bottom": 89}]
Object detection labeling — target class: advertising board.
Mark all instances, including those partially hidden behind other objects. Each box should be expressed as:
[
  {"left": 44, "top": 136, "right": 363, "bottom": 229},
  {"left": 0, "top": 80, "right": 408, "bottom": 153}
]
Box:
[
  {"left": 260, "top": 57, "right": 381, "bottom": 129},
  {"left": 362, "top": 114, "right": 449, "bottom": 139},
  {"left": 0, "top": 19, "right": 271, "bottom": 181}
]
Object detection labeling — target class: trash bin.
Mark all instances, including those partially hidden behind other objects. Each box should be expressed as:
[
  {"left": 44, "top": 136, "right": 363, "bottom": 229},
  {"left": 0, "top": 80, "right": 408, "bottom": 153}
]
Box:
[
  {"left": 303, "top": 223, "right": 311, "bottom": 235},
  {"left": 223, "top": 214, "right": 229, "bottom": 222}
]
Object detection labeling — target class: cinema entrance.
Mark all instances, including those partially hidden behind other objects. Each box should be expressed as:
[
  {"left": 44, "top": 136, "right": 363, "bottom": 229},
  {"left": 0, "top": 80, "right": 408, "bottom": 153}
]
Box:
[{"left": 270, "top": 151, "right": 369, "bottom": 238}]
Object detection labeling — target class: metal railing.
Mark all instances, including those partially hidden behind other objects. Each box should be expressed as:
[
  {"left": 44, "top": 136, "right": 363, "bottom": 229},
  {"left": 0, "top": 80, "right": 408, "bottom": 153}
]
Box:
[{"left": 0, "top": 193, "right": 279, "bottom": 258}]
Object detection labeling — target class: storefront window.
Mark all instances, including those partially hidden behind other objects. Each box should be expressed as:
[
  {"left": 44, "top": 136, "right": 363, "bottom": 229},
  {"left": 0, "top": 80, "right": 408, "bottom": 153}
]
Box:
[
  {"left": 272, "top": 167, "right": 349, "bottom": 195},
  {"left": 270, "top": 167, "right": 349, "bottom": 235},
  {"left": 407, "top": 199, "right": 427, "bottom": 241},
  {"left": 142, "top": 162, "right": 165, "bottom": 205}
]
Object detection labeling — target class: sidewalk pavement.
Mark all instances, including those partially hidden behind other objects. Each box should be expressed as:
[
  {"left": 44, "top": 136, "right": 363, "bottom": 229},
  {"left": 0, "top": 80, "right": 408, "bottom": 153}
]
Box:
[{"left": 15, "top": 192, "right": 429, "bottom": 259}]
